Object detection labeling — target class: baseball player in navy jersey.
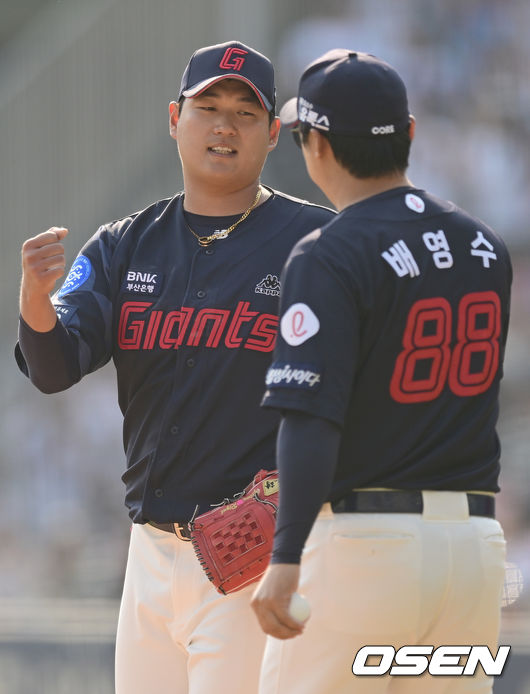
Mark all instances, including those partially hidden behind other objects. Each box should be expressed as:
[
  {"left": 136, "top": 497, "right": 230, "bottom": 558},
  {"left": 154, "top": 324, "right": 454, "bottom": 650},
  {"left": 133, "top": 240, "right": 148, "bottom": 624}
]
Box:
[
  {"left": 15, "top": 41, "right": 334, "bottom": 694},
  {"left": 251, "top": 50, "right": 512, "bottom": 693}
]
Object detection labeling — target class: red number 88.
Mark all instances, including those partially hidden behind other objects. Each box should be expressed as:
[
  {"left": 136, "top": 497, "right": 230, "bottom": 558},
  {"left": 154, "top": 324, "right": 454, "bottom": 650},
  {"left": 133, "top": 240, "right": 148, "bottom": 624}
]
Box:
[{"left": 390, "top": 291, "right": 501, "bottom": 403}]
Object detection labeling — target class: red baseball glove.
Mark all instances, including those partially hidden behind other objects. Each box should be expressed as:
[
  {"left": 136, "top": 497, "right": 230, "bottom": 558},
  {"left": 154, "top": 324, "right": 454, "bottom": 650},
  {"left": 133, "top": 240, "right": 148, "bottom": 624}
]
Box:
[{"left": 190, "top": 469, "right": 279, "bottom": 595}]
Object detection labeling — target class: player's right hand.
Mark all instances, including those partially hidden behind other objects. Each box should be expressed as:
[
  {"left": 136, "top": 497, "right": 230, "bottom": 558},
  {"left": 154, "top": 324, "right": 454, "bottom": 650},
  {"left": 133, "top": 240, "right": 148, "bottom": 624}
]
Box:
[
  {"left": 21, "top": 227, "right": 69, "bottom": 296},
  {"left": 251, "top": 563, "right": 306, "bottom": 640}
]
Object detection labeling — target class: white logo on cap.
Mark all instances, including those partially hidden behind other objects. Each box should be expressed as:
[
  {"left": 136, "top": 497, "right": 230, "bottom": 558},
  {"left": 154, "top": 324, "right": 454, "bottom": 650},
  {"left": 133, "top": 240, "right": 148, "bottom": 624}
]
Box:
[
  {"left": 280, "top": 303, "right": 320, "bottom": 346},
  {"left": 371, "top": 125, "right": 395, "bottom": 135},
  {"left": 405, "top": 194, "right": 425, "bottom": 213},
  {"left": 299, "top": 97, "right": 330, "bottom": 131}
]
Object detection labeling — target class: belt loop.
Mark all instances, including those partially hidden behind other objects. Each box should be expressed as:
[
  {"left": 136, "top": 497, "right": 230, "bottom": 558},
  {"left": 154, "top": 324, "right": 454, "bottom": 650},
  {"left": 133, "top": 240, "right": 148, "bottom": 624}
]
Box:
[
  {"left": 318, "top": 503, "right": 334, "bottom": 519},
  {"left": 422, "top": 491, "right": 469, "bottom": 520}
]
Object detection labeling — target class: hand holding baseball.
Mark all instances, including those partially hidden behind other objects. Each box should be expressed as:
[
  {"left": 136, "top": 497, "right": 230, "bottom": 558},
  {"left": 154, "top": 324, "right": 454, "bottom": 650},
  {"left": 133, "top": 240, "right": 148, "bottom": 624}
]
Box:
[
  {"left": 288, "top": 592, "right": 311, "bottom": 623},
  {"left": 251, "top": 563, "right": 307, "bottom": 640}
]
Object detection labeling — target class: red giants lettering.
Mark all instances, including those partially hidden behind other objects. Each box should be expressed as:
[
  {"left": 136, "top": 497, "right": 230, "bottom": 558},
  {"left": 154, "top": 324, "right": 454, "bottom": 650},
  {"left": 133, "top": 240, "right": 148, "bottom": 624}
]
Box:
[{"left": 118, "top": 301, "right": 278, "bottom": 353}]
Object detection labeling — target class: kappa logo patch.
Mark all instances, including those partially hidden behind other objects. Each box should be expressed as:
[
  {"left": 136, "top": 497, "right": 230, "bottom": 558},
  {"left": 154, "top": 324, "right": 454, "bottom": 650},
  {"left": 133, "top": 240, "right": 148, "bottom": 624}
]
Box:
[
  {"left": 122, "top": 269, "right": 163, "bottom": 296},
  {"left": 255, "top": 274, "right": 281, "bottom": 297}
]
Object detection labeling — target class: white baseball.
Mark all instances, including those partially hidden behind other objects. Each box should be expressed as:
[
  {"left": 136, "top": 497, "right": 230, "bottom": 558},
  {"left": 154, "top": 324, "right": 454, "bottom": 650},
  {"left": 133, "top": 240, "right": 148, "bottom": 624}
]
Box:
[{"left": 288, "top": 592, "right": 311, "bottom": 623}]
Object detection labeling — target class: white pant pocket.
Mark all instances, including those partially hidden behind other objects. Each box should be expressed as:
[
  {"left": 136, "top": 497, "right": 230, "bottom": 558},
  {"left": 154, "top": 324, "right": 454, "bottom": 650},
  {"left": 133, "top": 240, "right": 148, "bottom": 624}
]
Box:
[{"left": 321, "top": 530, "right": 421, "bottom": 637}]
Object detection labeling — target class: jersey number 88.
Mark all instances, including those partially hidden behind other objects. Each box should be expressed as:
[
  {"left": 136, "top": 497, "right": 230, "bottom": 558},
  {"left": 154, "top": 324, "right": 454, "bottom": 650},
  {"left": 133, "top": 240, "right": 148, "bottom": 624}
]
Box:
[{"left": 390, "top": 291, "right": 501, "bottom": 403}]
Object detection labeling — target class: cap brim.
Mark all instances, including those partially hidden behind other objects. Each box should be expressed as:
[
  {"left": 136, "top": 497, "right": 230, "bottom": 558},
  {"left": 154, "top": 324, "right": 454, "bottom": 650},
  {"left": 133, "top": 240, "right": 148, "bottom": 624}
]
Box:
[
  {"left": 279, "top": 97, "right": 298, "bottom": 129},
  {"left": 182, "top": 75, "right": 272, "bottom": 112}
]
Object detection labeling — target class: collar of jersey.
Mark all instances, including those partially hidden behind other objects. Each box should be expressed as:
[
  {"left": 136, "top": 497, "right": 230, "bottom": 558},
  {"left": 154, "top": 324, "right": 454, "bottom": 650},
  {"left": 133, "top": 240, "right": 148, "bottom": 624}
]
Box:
[
  {"left": 183, "top": 210, "right": 241, "bottom": 234},
  {"left": 181, "top": 186, "right": 276, "bottom": 234}
]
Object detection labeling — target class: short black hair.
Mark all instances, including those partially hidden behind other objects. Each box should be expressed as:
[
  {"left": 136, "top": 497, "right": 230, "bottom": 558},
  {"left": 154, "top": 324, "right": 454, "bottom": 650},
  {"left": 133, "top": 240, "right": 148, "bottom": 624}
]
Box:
[
  {"left": 300, "top": 122, "right": 411, "bottom": 178},
  {"left": 178, "top": 95, "right": 276, "bottom": 126}
]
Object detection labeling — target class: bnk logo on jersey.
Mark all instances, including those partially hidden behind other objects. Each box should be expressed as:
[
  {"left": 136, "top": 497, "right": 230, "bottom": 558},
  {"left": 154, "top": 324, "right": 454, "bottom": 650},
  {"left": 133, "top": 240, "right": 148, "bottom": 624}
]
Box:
[
  {"left": 122, "top": 269, "right": 162, "bottom": 296},
  {"left": 351, "top": 645, "right": 511, "bottom": 677}
]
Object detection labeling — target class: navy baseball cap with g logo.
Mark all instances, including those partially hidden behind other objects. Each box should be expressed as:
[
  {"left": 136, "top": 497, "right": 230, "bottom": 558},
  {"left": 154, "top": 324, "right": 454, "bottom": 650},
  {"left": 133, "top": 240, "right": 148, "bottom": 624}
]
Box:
[
  {"left": 179, "top": 40, "right": 276, "bottom": 112},
  {"left": 280, "top": 49, "right": 410, "bottom": 137}
]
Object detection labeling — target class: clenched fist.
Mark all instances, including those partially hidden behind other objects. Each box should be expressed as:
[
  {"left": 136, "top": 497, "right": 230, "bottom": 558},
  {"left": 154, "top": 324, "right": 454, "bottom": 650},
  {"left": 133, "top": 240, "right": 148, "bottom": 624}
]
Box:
[
  {"left": 20, "top": 227, "right": 69, "bottom": 332},
  {"left": 21, "top": 227, "right": 69, "bottom": 296}
]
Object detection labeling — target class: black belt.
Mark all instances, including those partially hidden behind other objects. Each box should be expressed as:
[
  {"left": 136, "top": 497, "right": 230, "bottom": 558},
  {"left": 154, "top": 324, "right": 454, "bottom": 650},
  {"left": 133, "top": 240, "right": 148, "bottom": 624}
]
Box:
[
  {"left": 147, "top": 520, "right": 192, "bottom": 541},
  {"left": 331, "top": 490, "right": 495, "bottom": 518}
]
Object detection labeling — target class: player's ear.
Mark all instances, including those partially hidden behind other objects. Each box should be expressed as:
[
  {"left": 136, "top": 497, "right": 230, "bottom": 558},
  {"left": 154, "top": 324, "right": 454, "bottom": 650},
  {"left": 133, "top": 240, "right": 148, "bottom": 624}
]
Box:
[
  {"left": 307, "top": 129, "right": 330, "bottom": 159},
  {"left": 408, "top": 115, "right": 416, "bottom": 142},
  {"left": 267, "top": 116, "right": 281, "bottom": 151},
  {"left": 169, "top": 101, "right": 180, "bottom": 140}
]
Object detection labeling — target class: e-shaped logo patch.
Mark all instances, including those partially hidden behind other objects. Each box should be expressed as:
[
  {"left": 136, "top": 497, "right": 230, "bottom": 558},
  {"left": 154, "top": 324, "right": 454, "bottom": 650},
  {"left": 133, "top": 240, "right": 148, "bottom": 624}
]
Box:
[{"left": 280, "top": 302, "right": 320, "bottom": 346}]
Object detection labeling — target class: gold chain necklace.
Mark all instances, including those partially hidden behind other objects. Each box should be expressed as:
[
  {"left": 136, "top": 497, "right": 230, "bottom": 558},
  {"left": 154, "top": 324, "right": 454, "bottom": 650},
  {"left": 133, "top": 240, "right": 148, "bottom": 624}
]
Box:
[{"left": 184, "top": 187, "right": 262, "bottom": 247}]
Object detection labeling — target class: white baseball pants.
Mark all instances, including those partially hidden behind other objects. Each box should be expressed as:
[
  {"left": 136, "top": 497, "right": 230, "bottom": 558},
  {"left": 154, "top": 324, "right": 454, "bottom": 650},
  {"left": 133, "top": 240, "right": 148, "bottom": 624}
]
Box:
[
  {"left": 115, "top": 522, "right": 266, "bottom": 694},
  {"left": 259, "top": 492, "right": 506, "bottom": 694}
]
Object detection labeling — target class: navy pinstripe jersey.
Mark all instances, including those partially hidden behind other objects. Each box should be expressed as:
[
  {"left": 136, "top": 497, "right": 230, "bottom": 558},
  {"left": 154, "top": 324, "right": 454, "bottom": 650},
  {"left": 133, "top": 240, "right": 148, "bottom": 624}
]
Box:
[
  {"left": 15, "top": 189, "right": 335, "bottom": 521},
  {"left": 262, "top": 186, "right": 512, "bottom": 498}
]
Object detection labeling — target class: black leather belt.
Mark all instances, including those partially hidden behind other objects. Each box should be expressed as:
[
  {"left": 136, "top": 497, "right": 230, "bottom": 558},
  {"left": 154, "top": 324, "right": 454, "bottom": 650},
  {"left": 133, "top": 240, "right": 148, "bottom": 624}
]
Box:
[
  {"left": 331, "top": 490, "right": 495, "bottom": 518},
  {"left": 147, "top": 520, "right": 192, "bottom": 541}
]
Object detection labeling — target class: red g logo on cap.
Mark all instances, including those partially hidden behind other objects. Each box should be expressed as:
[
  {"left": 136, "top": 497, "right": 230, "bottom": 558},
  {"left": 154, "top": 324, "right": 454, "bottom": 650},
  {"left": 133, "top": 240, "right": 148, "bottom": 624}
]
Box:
[{"left": 219, "top": 47, "right": 248, "bottom": 71}]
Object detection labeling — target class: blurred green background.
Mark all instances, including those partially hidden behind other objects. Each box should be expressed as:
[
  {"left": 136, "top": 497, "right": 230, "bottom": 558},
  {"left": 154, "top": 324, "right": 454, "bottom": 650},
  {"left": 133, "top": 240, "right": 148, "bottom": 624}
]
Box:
[{"left": 1, "top": 0, "right": 529, "bottom": 691}]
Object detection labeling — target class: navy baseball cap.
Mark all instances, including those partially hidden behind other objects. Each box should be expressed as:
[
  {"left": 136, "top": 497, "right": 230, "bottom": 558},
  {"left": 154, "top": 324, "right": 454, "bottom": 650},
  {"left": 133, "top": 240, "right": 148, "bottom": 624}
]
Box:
[
  {"left": 179, "top": 40, "right": 276, "bottom": 112},
  {"left": 280, "top": 49, "right": 410, "bottom": 137}
]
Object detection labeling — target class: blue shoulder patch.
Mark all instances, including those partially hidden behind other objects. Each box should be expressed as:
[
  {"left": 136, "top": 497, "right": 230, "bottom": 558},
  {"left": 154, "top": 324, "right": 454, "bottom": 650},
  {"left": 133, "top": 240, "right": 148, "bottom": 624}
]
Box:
[{"left": 58, "top": 255, "right": 92, "bottom": 297}]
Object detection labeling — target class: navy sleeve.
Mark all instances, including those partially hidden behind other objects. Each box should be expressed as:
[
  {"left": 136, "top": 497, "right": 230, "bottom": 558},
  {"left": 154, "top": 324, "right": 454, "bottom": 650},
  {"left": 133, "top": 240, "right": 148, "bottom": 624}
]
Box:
[
  {"left": 262, "top": 231, "right": 360, "bottom": 426},
  {"left": 15, "top": 226, "right": 115, "bottom": 391},
  {"left": 271, "top": 411, "right": 341, "bottom": 564},
  {"left": 16, "top": 316, "right": 80, "bottom": 393}
]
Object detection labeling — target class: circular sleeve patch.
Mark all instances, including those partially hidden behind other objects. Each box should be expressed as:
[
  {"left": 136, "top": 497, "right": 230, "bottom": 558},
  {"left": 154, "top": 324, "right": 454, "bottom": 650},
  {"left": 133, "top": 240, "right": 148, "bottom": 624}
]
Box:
[
  {"left": 57, "top": 255, "right": 92, "bottom": 297},
  {"left": 280, "top": 303, "right": 320, "bottom": 346}
]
